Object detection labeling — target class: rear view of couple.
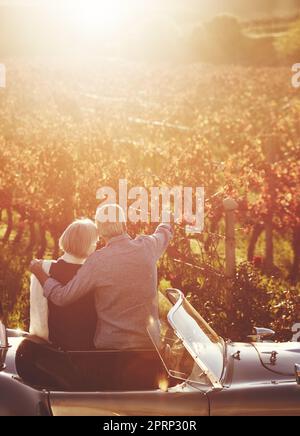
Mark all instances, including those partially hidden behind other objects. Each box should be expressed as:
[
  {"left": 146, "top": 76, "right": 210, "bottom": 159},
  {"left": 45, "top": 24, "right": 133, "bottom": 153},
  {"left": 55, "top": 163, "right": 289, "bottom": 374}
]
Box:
[{"left": 29, "top": 203, "right": 173, "bottom": 352}]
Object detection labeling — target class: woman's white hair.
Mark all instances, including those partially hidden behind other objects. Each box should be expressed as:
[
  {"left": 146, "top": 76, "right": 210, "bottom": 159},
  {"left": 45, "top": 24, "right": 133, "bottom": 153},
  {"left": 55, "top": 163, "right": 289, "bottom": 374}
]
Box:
[
  {"left": 95, "top": 204, "right": 127, "bottom": 239},
  {"left": 59, "top": 219, "right": 98, "bottom": 259}
]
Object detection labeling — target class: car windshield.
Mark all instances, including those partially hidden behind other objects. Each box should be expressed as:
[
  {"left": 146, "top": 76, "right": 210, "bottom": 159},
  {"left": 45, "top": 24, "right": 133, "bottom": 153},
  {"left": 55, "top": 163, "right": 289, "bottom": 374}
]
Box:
[
  {"left": 148, "top": 320, "right": 210, "bottom": 387},
  {"left": 149, "top": 290, "right": 224, "bottom": 388}
]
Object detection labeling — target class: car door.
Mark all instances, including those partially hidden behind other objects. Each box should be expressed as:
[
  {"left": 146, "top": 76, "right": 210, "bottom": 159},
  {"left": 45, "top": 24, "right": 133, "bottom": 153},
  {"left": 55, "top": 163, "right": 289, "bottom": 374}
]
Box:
[
  {"left": 209, "top": 382, "right": 300, "bottom": 416},
  {"left": 49, "top": 385, "right": 209, "bottom": 416}
]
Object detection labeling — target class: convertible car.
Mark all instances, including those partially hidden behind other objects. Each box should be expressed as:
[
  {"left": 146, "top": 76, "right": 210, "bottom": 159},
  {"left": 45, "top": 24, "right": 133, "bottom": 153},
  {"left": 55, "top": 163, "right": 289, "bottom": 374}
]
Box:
[{"left": 0, "top": 288, "right": 300, "bottom": 416}]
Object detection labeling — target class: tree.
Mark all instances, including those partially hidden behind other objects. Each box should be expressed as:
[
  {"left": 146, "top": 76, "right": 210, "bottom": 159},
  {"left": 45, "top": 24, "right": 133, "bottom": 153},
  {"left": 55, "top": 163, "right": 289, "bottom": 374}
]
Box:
[{"left": 276, "top": 19, "right": 300, "bottom": 61}]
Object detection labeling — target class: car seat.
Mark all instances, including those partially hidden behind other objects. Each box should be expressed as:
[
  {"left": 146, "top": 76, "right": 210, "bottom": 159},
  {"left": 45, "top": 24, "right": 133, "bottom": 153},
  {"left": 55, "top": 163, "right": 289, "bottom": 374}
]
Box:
[{"left": 15, "top": 336, "right": 167, "bottom": 392}]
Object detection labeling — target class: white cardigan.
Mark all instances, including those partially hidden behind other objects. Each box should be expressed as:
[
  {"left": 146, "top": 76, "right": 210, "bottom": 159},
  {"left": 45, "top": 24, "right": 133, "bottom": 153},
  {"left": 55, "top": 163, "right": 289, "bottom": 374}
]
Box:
[
  {"left": 29, "top": 260, "right": 52, "bottom": 341},
  {"left": 29, "top": 254, "right": 85, "bottom": 341}
]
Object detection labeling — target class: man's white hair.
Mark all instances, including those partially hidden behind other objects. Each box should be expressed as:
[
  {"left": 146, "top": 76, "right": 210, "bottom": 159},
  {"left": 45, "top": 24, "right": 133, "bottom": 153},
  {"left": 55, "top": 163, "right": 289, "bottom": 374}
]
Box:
[{"left": 95, "top": 204, "right": 126, "bottom": 239}]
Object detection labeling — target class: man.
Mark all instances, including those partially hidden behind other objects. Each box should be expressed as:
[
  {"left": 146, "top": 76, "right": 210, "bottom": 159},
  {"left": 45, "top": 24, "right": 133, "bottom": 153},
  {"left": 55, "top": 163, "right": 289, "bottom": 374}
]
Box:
[{"left": 30, "top": 204, "right": 172, "bottom": 350}]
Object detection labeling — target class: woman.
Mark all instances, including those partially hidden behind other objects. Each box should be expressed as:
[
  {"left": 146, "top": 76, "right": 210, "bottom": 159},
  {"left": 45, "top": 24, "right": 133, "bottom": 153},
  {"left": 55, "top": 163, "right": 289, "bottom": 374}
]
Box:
[{"left": 30, "top": 219, "right": 98, "bottom": 351}]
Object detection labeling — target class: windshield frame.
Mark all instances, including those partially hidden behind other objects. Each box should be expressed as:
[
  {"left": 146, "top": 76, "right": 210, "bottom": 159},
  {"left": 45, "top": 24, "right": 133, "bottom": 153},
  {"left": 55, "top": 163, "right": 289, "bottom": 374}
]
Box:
[{"left": 166, "top": 289, "right": 224, "bottom": 389}]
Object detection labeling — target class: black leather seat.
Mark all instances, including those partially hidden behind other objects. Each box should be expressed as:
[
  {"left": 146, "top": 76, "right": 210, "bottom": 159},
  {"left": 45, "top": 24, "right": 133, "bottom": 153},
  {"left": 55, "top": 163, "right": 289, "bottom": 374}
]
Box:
[{"left": 16, "top": 337, "right": 166, "bottom": 392}]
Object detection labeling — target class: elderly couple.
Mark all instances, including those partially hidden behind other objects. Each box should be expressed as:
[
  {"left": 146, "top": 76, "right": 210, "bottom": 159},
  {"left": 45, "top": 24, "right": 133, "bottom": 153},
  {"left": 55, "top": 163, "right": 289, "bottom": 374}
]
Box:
[{"left": 30, "top": 204, "right": 172, "bottom": 352}]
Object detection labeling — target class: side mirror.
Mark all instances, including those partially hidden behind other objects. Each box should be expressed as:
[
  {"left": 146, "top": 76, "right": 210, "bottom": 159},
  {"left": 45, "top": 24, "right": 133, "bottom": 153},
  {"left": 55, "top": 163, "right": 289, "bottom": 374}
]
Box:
[
  {"left": 295, "top": 364, "right": 300, "bottom": 385},
  {"left": 248, "top": 327, "right": 275, "bottom": 343},
  {"left": 0, "top": 303, "right": 8, "bottom": 370}
]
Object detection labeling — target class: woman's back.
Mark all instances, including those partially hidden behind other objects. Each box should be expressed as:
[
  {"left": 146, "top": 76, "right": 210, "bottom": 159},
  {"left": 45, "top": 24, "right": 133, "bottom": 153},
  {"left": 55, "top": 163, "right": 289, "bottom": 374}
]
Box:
[{"left": 48, "top": 259, "right": 97, "bottom": 351}]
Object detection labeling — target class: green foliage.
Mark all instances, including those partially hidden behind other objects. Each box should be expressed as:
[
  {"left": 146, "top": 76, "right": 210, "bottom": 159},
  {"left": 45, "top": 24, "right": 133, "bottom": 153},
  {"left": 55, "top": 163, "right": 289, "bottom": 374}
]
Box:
[
  {"left": 0, "top": 244, "right": 29, "bottom": 329},
  {"left": 177, "top": 262, "right": 299, "bottom": 341},
  {"left": 276, "top": 19, "right": 300, "bottom": 61},
  {"left": 190, "top": 14, "right": 244, "bottom": 64},
  {"left": 190, "top": 14, "right": 278, "bottom": 65}
]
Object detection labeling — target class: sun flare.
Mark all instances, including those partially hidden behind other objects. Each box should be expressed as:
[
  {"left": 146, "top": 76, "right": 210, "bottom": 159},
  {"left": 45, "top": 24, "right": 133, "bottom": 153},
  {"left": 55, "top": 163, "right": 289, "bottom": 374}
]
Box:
[{"left": 66, "top": 0, "right": 131, "bottom": 37}]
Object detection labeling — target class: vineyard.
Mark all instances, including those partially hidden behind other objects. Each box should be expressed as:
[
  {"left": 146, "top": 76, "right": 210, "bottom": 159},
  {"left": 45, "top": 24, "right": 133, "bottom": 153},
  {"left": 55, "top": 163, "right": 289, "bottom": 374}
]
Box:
[{"left": 0, "top": 59, "right": 299, "bottom": 339}]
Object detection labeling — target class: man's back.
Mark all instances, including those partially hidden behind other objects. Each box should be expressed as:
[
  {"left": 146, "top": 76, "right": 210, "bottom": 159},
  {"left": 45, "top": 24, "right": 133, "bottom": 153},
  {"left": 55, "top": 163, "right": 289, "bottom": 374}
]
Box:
[{"left": 93, "top": 234, "right": 160, "bottom": 349}]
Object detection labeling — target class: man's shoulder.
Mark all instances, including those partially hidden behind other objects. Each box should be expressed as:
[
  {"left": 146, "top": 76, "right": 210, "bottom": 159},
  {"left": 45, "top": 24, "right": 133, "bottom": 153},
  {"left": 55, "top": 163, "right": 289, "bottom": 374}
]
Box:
[
  {"left": 87, "top": 249, "right": 105, "bottom": 261},
  {"left": 86, "top": 246, "right": 114, "bottom": 264}
]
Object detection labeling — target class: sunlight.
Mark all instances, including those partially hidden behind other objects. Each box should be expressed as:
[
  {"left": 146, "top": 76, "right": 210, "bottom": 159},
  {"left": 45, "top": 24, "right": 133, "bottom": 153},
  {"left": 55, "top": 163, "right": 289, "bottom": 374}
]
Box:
[
  {"left": 67, "top": 0, "right": 130, "bottom": 37},
  {"left": 158, "top": 376, "right": 169, "bottom": 393}
]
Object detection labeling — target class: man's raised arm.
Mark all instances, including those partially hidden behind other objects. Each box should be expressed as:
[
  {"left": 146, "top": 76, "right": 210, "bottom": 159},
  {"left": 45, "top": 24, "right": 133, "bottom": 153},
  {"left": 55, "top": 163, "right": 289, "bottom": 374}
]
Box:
[
  {"left": 29, "top": 255, "right": 99, "bottom": 307},
  {"left": 142, "top": 223, "right": 173, "bottom": 260}
]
